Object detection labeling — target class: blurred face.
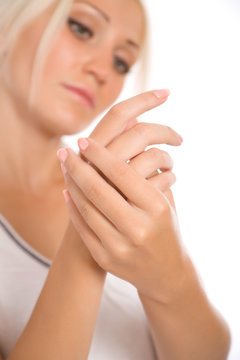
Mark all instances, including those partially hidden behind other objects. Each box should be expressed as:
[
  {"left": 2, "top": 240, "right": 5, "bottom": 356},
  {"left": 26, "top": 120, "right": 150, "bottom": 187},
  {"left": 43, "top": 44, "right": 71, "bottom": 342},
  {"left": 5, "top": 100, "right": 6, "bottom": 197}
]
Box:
[{"left": 3, "top": 0, "right": 144, "bottom": 136}]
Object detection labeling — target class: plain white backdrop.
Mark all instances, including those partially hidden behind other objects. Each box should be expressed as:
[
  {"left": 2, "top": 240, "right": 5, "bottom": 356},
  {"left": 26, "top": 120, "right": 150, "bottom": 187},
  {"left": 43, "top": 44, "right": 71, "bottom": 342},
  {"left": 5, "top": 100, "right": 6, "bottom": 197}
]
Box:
[{"left": 63, "top": 0, "right": 240, "bottom": 358}]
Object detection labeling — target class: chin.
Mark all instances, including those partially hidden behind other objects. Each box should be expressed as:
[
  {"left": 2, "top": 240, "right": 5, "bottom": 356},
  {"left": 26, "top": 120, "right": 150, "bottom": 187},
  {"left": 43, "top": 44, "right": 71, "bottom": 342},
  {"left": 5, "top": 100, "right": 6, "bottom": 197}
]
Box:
[{"left": 40, "top": 100, "right": 95, "bottom": 136}]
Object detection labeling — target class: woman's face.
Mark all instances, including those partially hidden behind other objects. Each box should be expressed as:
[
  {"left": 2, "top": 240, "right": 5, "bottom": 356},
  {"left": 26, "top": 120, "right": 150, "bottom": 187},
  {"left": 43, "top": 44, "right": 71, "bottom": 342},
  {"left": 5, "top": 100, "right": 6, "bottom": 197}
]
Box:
[{"left": 4, "top": 0, "right": 144, "bottom": 136}]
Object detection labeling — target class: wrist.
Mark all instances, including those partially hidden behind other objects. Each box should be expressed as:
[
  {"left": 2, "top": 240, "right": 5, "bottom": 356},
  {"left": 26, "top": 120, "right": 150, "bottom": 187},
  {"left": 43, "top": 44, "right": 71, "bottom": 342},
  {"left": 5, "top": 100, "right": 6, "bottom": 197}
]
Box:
[
  {"left": 57, "top": 221, "right": 106, "bottom": 277},
  {"left": 138, "top": 255, "right": 202, "bottom": 307}
]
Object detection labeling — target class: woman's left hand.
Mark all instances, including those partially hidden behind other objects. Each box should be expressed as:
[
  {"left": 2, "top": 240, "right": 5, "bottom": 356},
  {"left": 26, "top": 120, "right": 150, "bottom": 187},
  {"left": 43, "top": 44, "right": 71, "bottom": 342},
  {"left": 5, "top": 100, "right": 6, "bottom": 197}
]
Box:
[{"left": 59, "top": 137, "right": 189, "bottom": 304}]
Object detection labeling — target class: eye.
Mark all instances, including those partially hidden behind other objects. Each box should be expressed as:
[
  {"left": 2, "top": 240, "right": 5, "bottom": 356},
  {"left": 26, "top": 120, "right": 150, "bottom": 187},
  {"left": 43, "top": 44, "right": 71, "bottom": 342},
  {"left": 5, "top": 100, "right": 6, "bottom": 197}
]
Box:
[
  {"left": 67, "top": 17, "right": 93, "bottom": 39},
  {"left": 113, "top": 56, "right": 130, "bottom": 75}
]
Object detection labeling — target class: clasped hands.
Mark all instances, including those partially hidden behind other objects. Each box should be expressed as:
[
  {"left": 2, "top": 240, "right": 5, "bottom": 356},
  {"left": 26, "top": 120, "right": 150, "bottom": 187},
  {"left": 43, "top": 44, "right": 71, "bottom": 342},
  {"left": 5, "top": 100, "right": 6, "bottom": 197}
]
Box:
[{"left": 57, "top": 90, "right": 189, "bottom": 304}]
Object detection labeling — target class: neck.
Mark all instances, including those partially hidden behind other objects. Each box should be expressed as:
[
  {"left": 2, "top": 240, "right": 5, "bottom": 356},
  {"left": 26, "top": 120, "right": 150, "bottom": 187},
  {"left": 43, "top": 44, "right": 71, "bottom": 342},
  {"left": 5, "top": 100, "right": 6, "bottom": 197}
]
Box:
[{"left": 0, "top": 83, "right": 65, "bottom": 195}]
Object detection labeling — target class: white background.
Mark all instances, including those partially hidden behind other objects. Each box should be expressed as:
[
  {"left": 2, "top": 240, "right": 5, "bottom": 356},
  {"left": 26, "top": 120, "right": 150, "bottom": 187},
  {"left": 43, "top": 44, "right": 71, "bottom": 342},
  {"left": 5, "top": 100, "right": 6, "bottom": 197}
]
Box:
[{"left": 63, "top": 0, "right": 240, "bottom": 358}]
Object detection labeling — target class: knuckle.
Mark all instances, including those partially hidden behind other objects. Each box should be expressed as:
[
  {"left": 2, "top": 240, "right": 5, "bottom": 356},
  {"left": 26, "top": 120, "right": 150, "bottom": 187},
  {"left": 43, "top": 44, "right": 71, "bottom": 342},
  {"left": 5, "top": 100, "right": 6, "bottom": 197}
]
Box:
[
  {"left": 132, "top": 226, "right": 148, "bottom": 247},
  {"left": 85, "top": 182, "right": 100, "bottom": 201},
  {"left": 78, "top": 203, "right": 89, "bottom": 220},
  {"left": 108, "top": 103, "right": 124, "bottom": 118},
  {"left": 152, "top": 198, "right": 169, "bottom": 216},
  {"left": 148, "top": 147, "right": 161, "bottom": 159},
  {"left": 110, "top": 160, "right": 128, "bottom": 178},
  {"left": 160, "top": 149, "right": 171, "bottom": 162},
  {"left": 133, "top": 122, "right": 150, "bottom": 138},
  {"left": 112, "top": 244, "right": 129, "bottom": 263},
  {"left": 148, "top": 148, "right": 173, "bottom": 169},
  {"left": 97, "top": 254, "right": 111, "bottom": 270}
]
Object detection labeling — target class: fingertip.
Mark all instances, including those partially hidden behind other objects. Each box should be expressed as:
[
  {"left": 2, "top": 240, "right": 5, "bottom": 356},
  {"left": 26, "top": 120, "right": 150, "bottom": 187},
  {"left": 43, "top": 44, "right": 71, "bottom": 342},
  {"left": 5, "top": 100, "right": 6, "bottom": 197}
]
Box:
[
  {"left": 62, "top": 189, "right": 71, "bottom": 203},
  {"left": 78, "top": 138, "right": 89, "bottom": 151},
  {"left": 173, "top": 131, "right": 183, "bottom": 146},
  {"left": 152, "top": 89, "right": 171, "bottom": 99},
  {"left": 57, "top": 148, "right": 68, "bottom": 163},
  {"left": 178, "top": 134, "right": 183, "bottom": 145}
]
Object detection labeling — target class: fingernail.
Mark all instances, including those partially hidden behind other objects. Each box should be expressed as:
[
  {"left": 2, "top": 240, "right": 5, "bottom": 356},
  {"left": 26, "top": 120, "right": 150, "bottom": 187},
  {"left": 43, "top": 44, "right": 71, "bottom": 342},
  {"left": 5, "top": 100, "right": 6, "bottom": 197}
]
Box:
[
  {"left": 57, "top": 148, "right": 68, "bottom": 163},
  {"left": 153, "top": 89, "right": 171, "bottom": 99},
  {"left": 62, "top": 189, "right": 71, "bottom": 203},
  {"left": 78, "top": 138, "right": 89, "bottom": 151},
  {"left": 178, "top": 134, "right": 183, "bottom": 143}
]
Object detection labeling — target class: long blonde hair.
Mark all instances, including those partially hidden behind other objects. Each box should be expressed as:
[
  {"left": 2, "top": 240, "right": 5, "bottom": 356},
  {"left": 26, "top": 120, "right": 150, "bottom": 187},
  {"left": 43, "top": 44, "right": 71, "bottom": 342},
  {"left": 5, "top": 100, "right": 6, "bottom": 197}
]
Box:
[{"left": 0, "top": 0, "right": 149, "bottom": 107}]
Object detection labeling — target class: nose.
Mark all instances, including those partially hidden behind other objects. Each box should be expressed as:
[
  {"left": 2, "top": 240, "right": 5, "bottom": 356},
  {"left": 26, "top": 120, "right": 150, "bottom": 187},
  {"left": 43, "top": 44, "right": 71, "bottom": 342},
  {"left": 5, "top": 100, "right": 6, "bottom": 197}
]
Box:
[{"left": 82, "top": 49, "right": 113, "bottom": 86}]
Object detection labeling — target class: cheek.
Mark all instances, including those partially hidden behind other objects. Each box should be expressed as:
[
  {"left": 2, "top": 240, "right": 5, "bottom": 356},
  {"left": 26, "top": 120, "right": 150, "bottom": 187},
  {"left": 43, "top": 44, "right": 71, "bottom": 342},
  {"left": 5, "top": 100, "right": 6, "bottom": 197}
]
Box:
[
  {"left": 104, "top": 78, "right": 125, "bottom": 107},
  {"left": 42, "top": 31, "right": 79, "bottom": 82},
  {"left": 106, "top": 81, "right": 123, "bottom": 104},
  {"left": 6, "top": 32, "right": 39, "bottom": 99},
  {"left": 44, "top": 36, "right": 125, "bottom": 113}
]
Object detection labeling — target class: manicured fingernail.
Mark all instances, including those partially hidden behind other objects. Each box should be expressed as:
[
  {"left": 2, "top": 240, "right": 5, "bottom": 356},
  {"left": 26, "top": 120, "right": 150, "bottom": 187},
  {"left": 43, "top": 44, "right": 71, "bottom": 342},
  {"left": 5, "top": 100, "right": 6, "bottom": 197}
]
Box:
[
  {"left": 62, "top": 189, "right": 71, "bottom": 203},
  {"left": 153, "top": 89, "right": 171, "bottom": 99},
  {"left": 57, "top": 148, "right": 68, "bottom": 163},
  {"left": 178, "top": 134, "right": 183, "bottom": 143},
  {"left": 78, "top": 138, "right": 89, "bottom": 151}
]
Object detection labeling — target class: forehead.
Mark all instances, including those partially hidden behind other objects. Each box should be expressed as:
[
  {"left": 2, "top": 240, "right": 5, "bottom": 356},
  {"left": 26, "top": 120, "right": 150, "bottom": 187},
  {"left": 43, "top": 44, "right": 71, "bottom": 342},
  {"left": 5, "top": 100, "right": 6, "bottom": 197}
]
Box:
[{"left": 72, "top": 0, "right": 145, "bottom": 45}]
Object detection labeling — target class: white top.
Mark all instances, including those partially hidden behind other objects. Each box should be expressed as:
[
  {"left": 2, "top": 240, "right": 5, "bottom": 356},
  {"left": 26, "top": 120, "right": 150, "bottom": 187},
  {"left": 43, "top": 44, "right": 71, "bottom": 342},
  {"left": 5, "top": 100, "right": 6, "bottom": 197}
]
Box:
[{"left": 0, "top": 213, "right": 157, "bottom": 359}]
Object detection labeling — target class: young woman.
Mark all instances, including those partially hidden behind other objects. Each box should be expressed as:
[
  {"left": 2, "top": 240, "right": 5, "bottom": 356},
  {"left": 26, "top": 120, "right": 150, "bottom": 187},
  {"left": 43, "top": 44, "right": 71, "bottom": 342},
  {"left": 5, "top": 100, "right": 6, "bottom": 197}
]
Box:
[{"left": 0, "top": 0, "right": 231, "bottom": 359}]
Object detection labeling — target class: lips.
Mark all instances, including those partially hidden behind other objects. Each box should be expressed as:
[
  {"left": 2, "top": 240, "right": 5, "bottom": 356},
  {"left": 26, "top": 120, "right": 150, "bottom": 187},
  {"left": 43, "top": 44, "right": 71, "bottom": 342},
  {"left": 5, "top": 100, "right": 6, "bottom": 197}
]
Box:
[{"left": 61, "top": 82, "right": 96, "bottom": 109}]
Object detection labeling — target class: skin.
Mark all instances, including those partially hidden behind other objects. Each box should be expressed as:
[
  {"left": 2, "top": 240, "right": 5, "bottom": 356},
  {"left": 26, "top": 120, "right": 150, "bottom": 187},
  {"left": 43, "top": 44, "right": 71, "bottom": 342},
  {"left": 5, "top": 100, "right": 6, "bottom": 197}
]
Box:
[
  {"left": 0, "top": 0, "right": 176, "bottom": 261},
  {"left": 0, "top": 0, "right": 180, "bottom": 359},
  {"left": 0, "top": 0, "right": 231, "bottom": 359},
  {"left": 59, "top": 100, "right": 231, "bottom": 359},
  {"left": 0, "top": 0, "right": 144, "bottom": 193}
]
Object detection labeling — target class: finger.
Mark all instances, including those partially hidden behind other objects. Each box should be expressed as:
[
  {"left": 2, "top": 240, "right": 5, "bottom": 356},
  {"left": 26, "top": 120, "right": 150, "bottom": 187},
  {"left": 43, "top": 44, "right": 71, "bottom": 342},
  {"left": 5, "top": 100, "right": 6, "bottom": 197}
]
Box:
[
  {"left": 62, "top": 189, "right": 108, "bottom": 268},
  {"left": 89, "top": 89, "right": 171, "bottom": 146},
  {"left": 129, "top": 148, "right": 173, "bottom": 178},
  {"left": 107, "top": 123, "right": 182, "bottom": 161},
  {"left": 77, "top": 137, "right": 163, "bottom": 211},
  {"left": 122, "top": 118, "right": 138, "bottom": 132},
  {"left": 148, "top": 171, "right": 176, "bottom": 193},
  {"left": 163, "top": 189, "right": 177, "bottom": 212},
  {"left": 63, "top": 172, "right": 126, "bottom": 253},
  {"left": 58, "top": 147, "right": 140, "bottom": 236}
]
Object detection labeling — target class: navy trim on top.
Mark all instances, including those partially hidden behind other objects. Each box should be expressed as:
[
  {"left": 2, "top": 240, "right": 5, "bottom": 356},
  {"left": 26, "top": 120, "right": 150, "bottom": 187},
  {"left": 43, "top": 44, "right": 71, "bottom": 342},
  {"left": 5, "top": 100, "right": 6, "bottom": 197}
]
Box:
[{"left": 0, "top": 218, "right": 50, "bottom": 268}]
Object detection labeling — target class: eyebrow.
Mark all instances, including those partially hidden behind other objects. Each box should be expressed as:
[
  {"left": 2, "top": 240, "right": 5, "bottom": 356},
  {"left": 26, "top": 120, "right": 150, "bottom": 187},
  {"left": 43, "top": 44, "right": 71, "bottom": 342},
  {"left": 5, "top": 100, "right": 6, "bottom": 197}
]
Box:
[
  {"left": 75, "top": 1, "right": 141, "bottom": 50},
  {"left": 75, "top": 0, "right": 110, "bottom": 22},
  {"left": 127, "top": 39, "right": 140, "bottom": 51}
]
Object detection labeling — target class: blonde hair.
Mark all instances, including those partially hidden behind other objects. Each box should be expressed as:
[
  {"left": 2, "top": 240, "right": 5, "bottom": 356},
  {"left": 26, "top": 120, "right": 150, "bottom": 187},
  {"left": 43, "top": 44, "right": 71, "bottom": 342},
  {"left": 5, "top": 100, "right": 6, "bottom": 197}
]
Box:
[
  {"left": 0, "top": 0, "right": 149, "bottom": 108},
  {"left": 135, "top": 0, "right": 150, "bottom": 92}
]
